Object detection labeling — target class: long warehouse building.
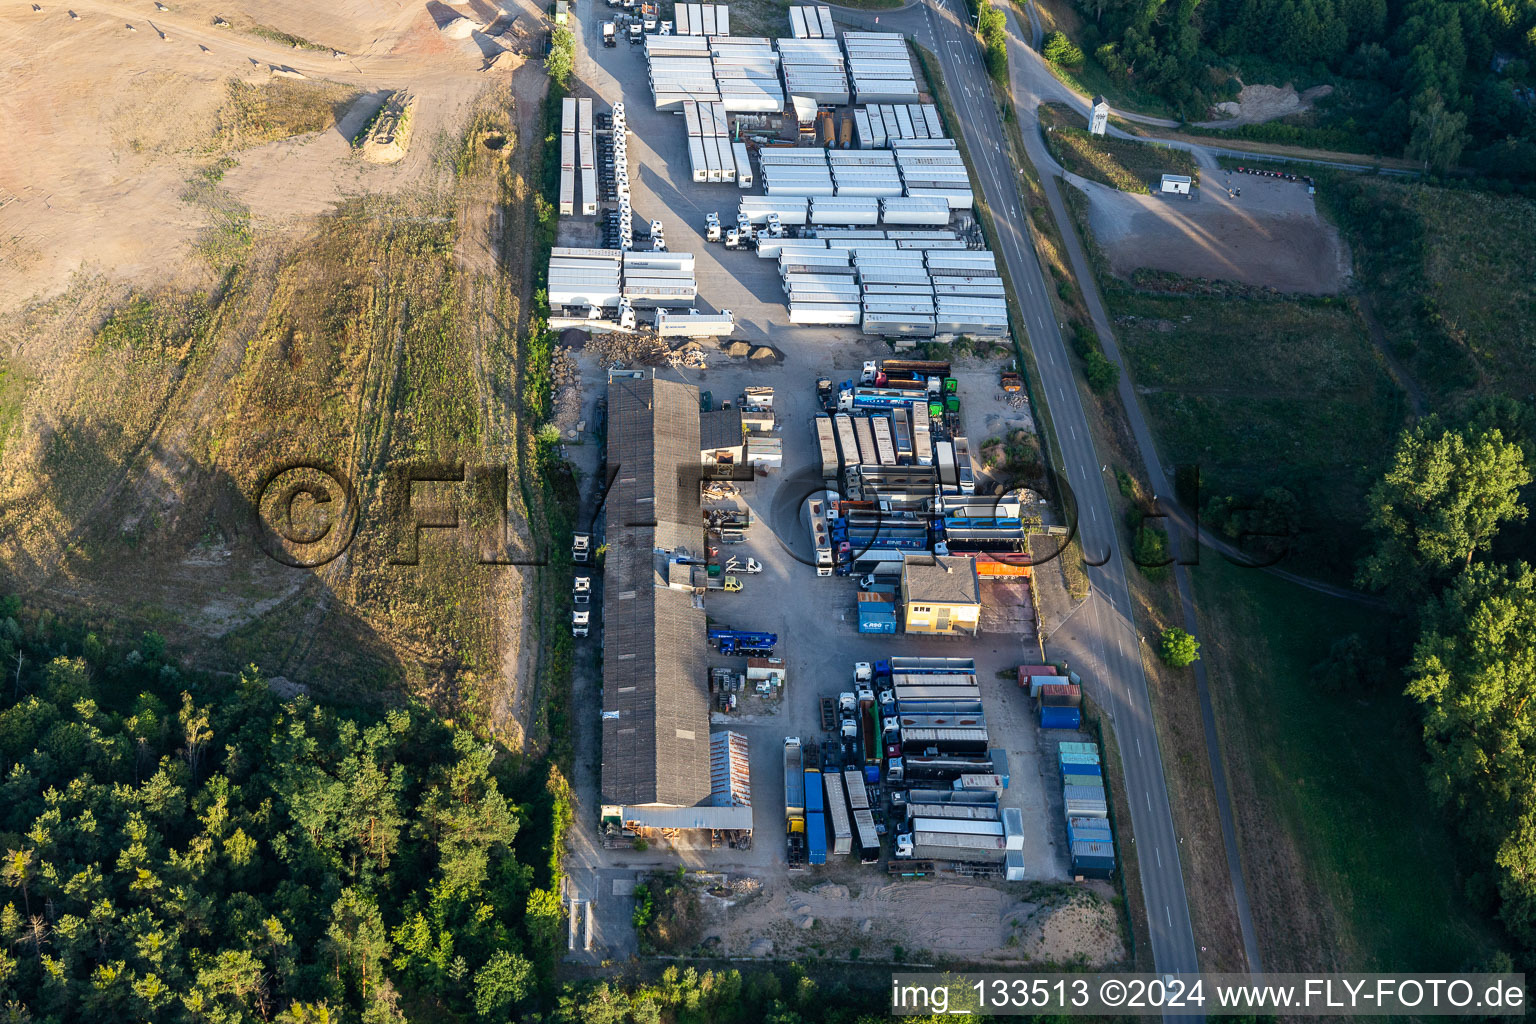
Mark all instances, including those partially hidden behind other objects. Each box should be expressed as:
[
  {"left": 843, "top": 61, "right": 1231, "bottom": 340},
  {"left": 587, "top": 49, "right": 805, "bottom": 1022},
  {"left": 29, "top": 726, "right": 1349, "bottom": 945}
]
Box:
[{"left": 600, "top": 377, "right": 752, "bottom": 835}]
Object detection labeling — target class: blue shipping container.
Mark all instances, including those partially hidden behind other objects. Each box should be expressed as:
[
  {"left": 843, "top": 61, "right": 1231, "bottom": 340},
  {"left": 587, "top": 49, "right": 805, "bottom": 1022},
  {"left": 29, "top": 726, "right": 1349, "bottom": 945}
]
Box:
[
  {"left": 989, "top": 748, "right": 1010, "bottom": 788},
  {"left": 1070, "top": 839, "right": 1115, "bottom": 878},
  {"left": 805, "top": 771, "right": 824, "bottom": 814},
  {"left": 1068, "top": 824, "right": 1113, "bottom": 844},
  {"left": 806, "top": 812, "right": 827, "bottom": 865},
  {"left": 1040, "top": 706, "right": 1082, "bottom": 730},
  {"left": 858, "top": 613, "right": 897, "bottom": 634},
  {"left": 864, "top": 765, "right": 880, "bottom": 785},
  {"left": 1059, "top": 760, "right": 1102, "bottom": 776}
]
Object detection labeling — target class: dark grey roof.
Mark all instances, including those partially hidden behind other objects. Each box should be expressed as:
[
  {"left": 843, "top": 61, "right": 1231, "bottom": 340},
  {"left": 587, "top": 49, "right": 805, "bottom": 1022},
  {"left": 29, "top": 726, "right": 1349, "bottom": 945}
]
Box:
[
  {"left": 601, "top": 377, "right": 712, "bottom": 808},
  {"left": 700, "top": 407, "right": 744, "bottom": 451},
  {"left": 903, "top": 554, "right": 981, "bottom": 606}
]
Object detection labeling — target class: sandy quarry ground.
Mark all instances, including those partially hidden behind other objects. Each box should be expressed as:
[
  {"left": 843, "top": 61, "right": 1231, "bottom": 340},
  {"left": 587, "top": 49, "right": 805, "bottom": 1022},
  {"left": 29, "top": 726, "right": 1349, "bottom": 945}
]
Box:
[
  {"left": 1194, "top": 83, "right": 1335, "bottom": 129},
  {"left": 705, "top": 877, "right": 1125, "bottom": 965},
  {"left": 1077, "top": 169, "right": 1350, "bottom": 294},
  {"left": 0, "top": 0, "right": 542, "bottom": 314}
]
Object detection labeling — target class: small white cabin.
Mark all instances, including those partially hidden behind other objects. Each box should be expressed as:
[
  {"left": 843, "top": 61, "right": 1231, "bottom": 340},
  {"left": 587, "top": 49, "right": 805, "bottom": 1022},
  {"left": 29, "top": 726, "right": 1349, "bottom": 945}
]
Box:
[{"left": 1160, "top": 173, "right": 1193, "bottom": 195}]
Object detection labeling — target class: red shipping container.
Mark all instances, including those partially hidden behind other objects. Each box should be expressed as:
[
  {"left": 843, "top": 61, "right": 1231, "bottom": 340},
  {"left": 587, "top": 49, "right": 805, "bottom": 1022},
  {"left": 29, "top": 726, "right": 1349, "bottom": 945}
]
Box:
[{"left": 1017, "top": 664, "right": 1058, "bottom": 687}]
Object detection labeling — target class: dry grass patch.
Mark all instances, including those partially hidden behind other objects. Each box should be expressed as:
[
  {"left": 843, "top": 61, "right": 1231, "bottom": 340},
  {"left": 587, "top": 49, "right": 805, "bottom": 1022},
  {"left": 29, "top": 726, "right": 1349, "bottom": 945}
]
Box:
[{"left": 211, "top": 77, "right": 361, "bottom": 152}]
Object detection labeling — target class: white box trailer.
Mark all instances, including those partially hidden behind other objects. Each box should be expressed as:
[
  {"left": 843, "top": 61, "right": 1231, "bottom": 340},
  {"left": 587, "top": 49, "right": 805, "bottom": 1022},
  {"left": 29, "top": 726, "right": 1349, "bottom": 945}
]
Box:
[
  {"left": 904, "top": 187, "right": 975, "bottom": 211},
  {"left": 655, "top": 309, "right": 736, "bottom": 336},
  {"left": 688, "top": 137, "right": 708, "bottom": 182},
  {"left": 789, "top": 302, "right": 862, "bottom": 325},
  {"left": 811, "top": 198, "right": 879, "bottom": 225},
  {"left": 559, "top": 168, "right": 575, "bottom": 216},
  {"left": 881, "top": 196, "right": 950, "bottom": 225},
  {"left": 733, "top": 142, "right": 753, "bottom": 188},
  {"left": 580, "top": 166, "right": 598, "bottom": 216}
]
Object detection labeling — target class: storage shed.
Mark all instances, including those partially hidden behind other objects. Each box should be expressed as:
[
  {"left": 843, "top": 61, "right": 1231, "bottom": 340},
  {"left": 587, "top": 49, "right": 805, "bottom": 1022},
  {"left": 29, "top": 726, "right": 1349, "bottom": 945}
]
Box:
[{"left": 1160, "top": 173, "right": 1192, "bottom": 195}]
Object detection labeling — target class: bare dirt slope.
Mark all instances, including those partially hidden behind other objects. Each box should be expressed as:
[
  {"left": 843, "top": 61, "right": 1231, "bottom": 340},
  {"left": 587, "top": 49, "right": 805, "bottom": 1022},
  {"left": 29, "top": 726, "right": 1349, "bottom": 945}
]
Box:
[
  {"left": 0, "top": 0, "right": 553, "bottom": 740},
  {"left": 1075, "top": 170, "right": 1350, "bottom": 294},
  {"left": 1195, "top": 83, "right": 1335, "bottom": 129},
  {"left": 0, "top": 0, "right": 534, "bottom": 313},
  {"left": 709, "top": 878, "right": 1125, "bottom": 966}
]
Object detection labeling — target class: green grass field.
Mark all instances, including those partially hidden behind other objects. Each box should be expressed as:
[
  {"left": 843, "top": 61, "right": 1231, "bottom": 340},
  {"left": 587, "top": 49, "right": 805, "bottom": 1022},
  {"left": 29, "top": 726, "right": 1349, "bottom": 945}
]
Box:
[
  {"left": 1321, "top": 178, "right": 1536, "bottom": 410},
  {"left": 1038, "top": 103, "right": 1198, "bottom": 193},
  {"left": 1111, "top": 292, "right": 1404, "bottom": 572},
  {"left": 1194, "top": 557, "right": 1501, "bottom": 969}
]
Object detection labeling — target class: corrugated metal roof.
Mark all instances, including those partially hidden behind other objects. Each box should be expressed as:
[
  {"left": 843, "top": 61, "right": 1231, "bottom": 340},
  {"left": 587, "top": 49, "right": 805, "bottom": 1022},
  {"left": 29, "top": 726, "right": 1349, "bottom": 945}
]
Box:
[
  {"left": 601, "top": 378, "right": 713, "bottom": 808},
  {"left": 710, "top": 731, "right": 752, "bottom": 807},
  {"left": 700, "top": 407, "right": 744, "bottom": 451}
]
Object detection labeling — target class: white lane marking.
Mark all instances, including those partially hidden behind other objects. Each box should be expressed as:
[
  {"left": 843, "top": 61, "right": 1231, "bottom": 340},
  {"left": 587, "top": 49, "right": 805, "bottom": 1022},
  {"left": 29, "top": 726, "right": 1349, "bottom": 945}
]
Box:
[
  {"left": 1145, "top": 791, "right": 1152, "bottom": 812},
  {"left": 1166, "top": 905, "right": 1173, "bottom": 927},
  {"left": 1156, "top": 847, "right": 1162, "bottom": 868}
]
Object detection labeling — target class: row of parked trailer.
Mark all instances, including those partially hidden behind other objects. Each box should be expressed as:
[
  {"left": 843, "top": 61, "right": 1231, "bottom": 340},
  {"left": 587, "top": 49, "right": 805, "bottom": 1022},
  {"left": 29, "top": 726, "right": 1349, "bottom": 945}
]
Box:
[
  {"left": 558, "top": 97, "right": 598, "bottom": 217},
  {"left": 684, "top": 100, "right": 753, "bottom": 185},
  {"left": 672, "top": 2, "right": 730, "bottom": 35},
  {"left": 770, "top": 243, "right": 1004, "bottom": 336},
  {"left": 783, "top": 737, "right": 881, "bottom": 866},
  {"left": 842, "top": 31, "right": 920, "bottom": 105},
  {"left": 755, "top": 141, "right": 974, "bottom": 209},
  {"left": 853, "top": 103, "right": 945, "bottom": 148},
  {"left": 787, "top": 4, "right": 836, "bottom": 38},
  {"left": 546, "top": 247, "right": 699, "bottom": 312},
  {"left": 644, "top": 34, "right": 786, "bottom": 112}
]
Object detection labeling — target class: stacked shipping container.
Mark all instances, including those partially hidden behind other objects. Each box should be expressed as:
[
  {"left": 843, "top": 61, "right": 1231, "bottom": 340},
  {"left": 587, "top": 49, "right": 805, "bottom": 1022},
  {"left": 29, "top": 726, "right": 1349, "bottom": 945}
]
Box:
[{"left": 1057, "top": 741, "right": 1115, "bottom": 878}]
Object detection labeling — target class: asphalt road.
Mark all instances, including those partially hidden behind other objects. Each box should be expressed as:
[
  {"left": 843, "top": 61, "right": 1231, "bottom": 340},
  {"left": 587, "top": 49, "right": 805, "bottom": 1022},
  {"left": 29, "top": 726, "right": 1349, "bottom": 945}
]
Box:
[{"left": 849, "top": 0, "right": 1204, "bottom": 982}]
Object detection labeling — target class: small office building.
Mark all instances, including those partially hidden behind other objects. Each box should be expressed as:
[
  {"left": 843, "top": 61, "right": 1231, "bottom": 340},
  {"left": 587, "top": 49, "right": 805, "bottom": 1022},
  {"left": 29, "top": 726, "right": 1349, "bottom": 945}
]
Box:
[{"left": 901, "top": 554, "right": 982, "bottom": 636}]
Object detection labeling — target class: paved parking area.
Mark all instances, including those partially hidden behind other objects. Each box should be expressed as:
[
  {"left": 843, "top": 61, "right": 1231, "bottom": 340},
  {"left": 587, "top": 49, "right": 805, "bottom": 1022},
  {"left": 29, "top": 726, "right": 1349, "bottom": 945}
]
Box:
[{"left": 555, "top": 4, "right": 1084, "bottom": 966}]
